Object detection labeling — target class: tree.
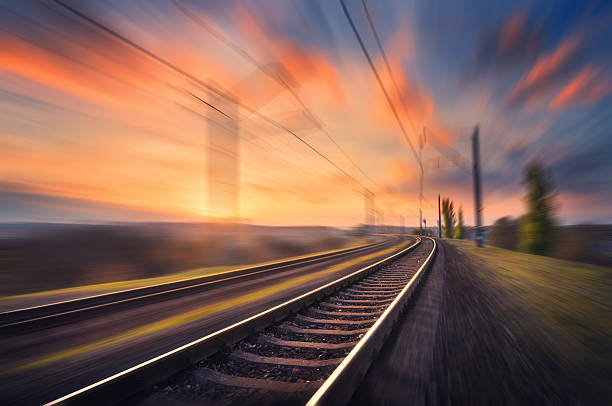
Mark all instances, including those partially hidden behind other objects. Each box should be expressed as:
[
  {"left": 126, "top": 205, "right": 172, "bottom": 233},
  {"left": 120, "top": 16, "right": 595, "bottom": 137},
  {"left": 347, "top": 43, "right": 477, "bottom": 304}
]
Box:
[
  {"left": 441, "top": 197, "right": 456, "bottom": 238},
  {"left": 518, "top": 161, "right": 557, "bottom": 255},
  {"left": 454, "top": 206, "right": 465, "bottom": 239}
]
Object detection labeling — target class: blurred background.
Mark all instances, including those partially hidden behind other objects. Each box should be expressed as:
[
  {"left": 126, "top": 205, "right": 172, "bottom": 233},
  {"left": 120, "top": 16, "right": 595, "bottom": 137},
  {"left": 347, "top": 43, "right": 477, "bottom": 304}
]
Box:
[{"left": 0, "top": 0, "right": 611, "bottom": 294}]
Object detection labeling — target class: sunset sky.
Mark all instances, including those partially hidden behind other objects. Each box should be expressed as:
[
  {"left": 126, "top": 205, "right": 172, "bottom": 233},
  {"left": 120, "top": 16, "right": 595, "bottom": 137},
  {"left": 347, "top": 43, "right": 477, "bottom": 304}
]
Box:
[{"left": 1, "top": 0, "right": 611, "bottom": 226}]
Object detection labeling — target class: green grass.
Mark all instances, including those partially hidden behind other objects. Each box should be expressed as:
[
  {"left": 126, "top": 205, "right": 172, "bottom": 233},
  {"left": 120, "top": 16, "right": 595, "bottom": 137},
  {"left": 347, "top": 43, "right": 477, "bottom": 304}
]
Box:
[{"left": 448, "top": 240, "right": 612, "bottom": 378}]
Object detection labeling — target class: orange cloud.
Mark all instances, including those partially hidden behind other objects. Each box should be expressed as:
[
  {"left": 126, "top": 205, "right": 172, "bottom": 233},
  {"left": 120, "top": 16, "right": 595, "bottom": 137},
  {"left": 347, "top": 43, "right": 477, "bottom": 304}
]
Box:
[
  {"left": 367, "top": 56, "right": 434, "bottom": 137},
  {"left": 0, "top": 32, "right": 134, "bottom": 108},
  {"left": 0, "top": 13, "right": 243, "bottom": 116},
  {"left": 366, "top": 56, "right": 462, "bottom": 157},
  {"left": 525, "top": 36, "right": 579, "bottom": 86},
  {"left": 508, "top": 33, "right": 581, "bottom": 107},
  {"left": 385, "top": 158, "right": 416, "bottom": 186},
  {"left": 550, "top": 66, "right": 612, "bottom": 109},
  {"left": 233, "top": 7, "right": 345, "bottom": 108},
  {"left": 386, "top": 26, "right": 414, "bottom": 62}
]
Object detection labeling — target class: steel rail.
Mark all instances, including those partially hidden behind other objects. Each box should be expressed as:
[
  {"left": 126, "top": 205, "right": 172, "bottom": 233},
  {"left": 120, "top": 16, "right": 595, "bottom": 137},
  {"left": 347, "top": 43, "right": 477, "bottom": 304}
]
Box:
[
  {"left": 306, "top": 237, "right": 437, "bottom": 406},
  {"left": 0, "top": 239, "right": 391, "bottom": 335},
  {"left": 43, "top": 237, "right": 422, "bottom": 405}
]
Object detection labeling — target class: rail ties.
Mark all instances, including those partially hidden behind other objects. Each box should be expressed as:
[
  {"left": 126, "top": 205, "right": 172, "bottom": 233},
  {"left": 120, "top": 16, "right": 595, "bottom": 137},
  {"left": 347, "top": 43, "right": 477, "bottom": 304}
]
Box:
[{"left": 136, "top": 238, "right": 435, "bottom": 406}]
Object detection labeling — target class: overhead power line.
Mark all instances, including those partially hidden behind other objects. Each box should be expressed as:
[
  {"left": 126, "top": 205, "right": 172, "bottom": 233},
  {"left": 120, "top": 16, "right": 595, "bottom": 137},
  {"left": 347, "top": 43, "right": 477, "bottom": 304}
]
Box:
[
  {"left": 342, "top": 0, "right": 427, "bottom": 223},
  {"left": 172, "top": 0, "right": 380, "bottom": 192},
  {"left": 360, "top": 0, "right": 420, "bottom": 143},
  {"left": 53, "top": 0, "right": 373, "bottom": 194},
  {"left": 339, "top": 0, "right": 419, "bottom": 163},
  {"left": 51, "top": 0, "right": 230, "bottom": 107},
  {"left": 359, "top": 1, "right": 473, "bottom": 181}
]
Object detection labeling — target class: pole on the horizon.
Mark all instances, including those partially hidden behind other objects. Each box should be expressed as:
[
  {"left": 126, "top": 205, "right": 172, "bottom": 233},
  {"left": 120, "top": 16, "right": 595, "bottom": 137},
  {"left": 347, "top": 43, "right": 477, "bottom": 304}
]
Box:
[
  {"left": 472, "top": 125, "right": 483, "bottom": 247},
  {"left": 419, "top": 208, "right": 422, "bottom": 235},
  {"left": 418, "top": 127, "right": 425, "bottom": 235},
  {"left": 438, "top": 194, "right": 442, "bottom": 238}
]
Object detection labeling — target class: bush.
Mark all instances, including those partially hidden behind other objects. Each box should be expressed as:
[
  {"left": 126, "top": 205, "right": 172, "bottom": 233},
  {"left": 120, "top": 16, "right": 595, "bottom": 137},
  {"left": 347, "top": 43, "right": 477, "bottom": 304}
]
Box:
[{"left": 488, "top": 217, "right": 519, "bottom": 250}]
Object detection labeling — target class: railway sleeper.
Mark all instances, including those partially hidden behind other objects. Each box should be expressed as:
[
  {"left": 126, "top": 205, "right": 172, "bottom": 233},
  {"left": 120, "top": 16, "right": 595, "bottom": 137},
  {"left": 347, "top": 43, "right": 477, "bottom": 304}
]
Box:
[
  {"left": 359, "top": 278, "right": 407, "bottom": 283},
  {"left": 351, "top": 283, "right": 405, "bottom": 290},
  {"left": 356, "top": 280, "right": 406, "bottom": 286},
  {"left": 336, "top": 292, "right": 397, "bottom": 299},
  {"left": 361, "top": 280, "right": 408, "bottom": 286},
  {"left": 196, "top": 368, "right": 323, "bottom": 393},
  {"left": 344, "top": 287, "right": 401, "bottom": 294},
  {"left": 279, "top": 323, "right": 369, "bottom": 336},
  {"left": 295, "top": 314, "right": 377, "bottom": 326},
  {"left": 307, "top": 308, "right": 383, "bottom": 319},
  {"left": 238, "top": 338, "right": 350, "bottom": 360},
  {"left": 365, "top": 275, "right": 409, "bottom": 279},
  {"left": 364, "top": 273, "right": 408, "bottom": 278},
  {"left": 318, "top": 302, "right": 387, "bottom": 311},
  {"left": 230, "top": 350, "right": 343, "bottom": 368},
  {"left": 257, "top": 335, "right": 359, "bottom": 350},
  {"left": 326, "top": 297, "right": 394, "bottom": 305}
]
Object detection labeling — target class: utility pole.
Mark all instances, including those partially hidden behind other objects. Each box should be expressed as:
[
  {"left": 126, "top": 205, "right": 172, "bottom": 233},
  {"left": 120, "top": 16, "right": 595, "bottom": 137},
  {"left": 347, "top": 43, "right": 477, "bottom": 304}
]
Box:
[
  {"left": 418, "top": 127, "right": 425, "bottom": 235},
  {"left": 419, "top": 208, "right": 422, "bottom": 235},
  {"left": 472, "top": 125, "right": 483, "bottom": 247},
  {"left": 438, "top": 194, "right": 442, "bottom": 238}
]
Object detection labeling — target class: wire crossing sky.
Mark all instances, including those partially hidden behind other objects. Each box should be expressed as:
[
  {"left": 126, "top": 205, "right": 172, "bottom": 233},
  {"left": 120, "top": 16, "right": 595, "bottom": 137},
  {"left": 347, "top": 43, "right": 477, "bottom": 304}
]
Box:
[{"left": 0, "top": 0, "right": 611, "bottom": 226}]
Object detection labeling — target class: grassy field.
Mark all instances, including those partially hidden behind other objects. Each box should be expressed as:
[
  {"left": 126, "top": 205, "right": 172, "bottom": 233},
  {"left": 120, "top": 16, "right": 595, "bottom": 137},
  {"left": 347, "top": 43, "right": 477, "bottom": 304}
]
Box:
[{"left": 448, "top": 240, "right": 612, "bottom": 385}]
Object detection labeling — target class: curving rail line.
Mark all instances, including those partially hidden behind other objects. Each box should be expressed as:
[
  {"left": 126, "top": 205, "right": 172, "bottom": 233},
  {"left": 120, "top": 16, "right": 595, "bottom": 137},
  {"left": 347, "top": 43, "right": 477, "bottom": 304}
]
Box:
[{"left": 44, "top": 236, "right": 437, "bottom": 406}]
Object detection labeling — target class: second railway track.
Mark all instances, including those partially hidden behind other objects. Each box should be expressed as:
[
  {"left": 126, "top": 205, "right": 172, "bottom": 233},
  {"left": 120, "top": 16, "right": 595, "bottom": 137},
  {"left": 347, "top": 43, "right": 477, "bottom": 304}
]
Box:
[
  {"left": 0, "top": 239, "right": 392, "bottom": 335},
  {"left": 46, "top": 236, "right": 436, "bottom": 406}
]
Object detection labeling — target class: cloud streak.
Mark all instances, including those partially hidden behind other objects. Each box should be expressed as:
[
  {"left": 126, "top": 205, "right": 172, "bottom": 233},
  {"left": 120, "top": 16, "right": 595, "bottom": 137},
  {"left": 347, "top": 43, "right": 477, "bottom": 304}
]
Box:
[
  {"left": 550, "top": 65, "right": 612, "bottom": 109},
  {"left": 0, "top": 1, "right": 610, "bottom": 226},
  {"left": 507, "top": 33, "right": 582, "bottom": 108}
]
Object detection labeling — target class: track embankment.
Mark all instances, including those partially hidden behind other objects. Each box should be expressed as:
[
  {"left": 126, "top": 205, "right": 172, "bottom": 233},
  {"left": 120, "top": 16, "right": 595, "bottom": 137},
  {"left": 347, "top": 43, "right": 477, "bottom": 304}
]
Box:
[{"left": 353, "top": 240, "right": 608, "bottom": 405}]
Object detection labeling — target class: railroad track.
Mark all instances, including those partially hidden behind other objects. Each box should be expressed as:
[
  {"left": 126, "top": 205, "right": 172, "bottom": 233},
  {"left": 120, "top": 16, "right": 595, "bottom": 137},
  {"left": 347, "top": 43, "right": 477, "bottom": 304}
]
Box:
[
  {"left": 0, "top": 239, "right": 392, "bottom": 336},
  {"left": 45, "top": 236, "right": 436, "bottom": 406}
]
